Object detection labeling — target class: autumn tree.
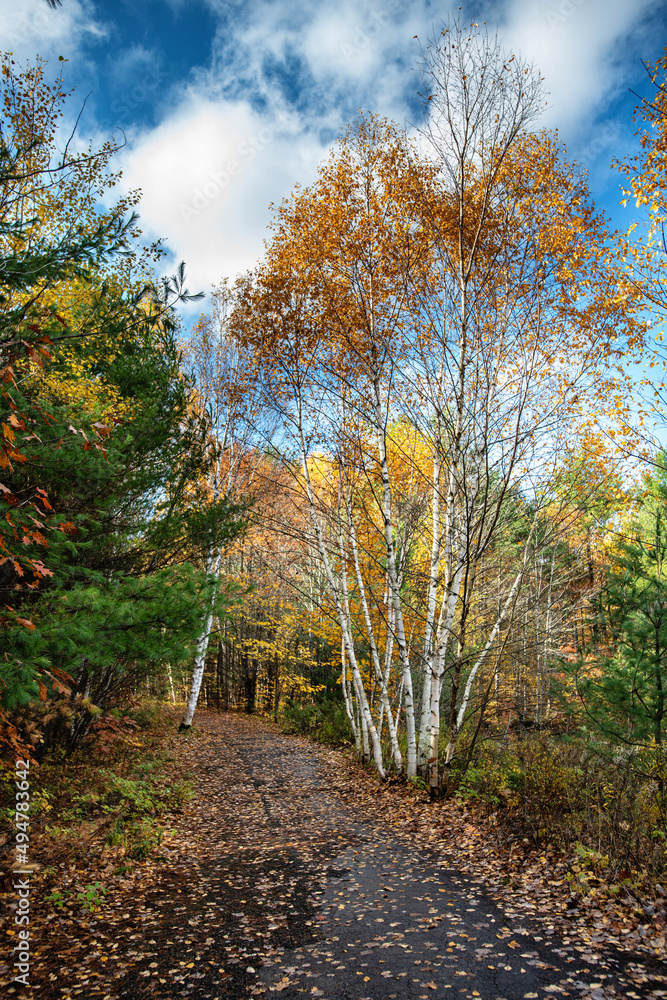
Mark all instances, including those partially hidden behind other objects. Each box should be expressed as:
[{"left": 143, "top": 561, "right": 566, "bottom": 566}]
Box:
[
  {"left": 616, "top": 45, "right": 667, "bottom": 320},
  {"left": 0, "top": 56, "right": 247, "bottom": 752},
  {"left": 178, "top": 282, "right": 275, "bottom": 729},
  {"left": 232, "top": 114, "right": 435, "bottom": 777},
  {"left": 231, "top": 21, "right": 643, "bottom": 791},
  {"left": 410, "top": 20, "right": 648, "bottom": 790},
  {"left": 615, "top": 44, "right": 667, "bottom": 433},
  {"left": 206, "top": 459, "right": 339, "bottom": 722}
]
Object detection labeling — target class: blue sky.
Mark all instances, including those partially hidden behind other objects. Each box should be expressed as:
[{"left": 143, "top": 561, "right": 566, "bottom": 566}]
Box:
[{"left": 1, "top": 0, "right": 666, "bottom": 315}]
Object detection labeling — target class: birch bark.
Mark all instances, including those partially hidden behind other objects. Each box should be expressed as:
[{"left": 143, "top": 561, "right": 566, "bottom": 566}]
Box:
[
  {"left": 228, "top": 22, "right": 630, "bottom": 785},
  {"left": 296, "top": 397, "right": 387, "bottom": 777},
  {"left": 181, "top": 548, "right": 223, "bottom": 729}
]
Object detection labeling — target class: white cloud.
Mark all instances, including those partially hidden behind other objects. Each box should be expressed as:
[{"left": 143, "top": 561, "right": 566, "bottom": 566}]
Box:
[
  {"left": 500, "top": 0, "right": 661, "bottom": 137},
  {"left": 108, "top": 44, "right": 159, "bottom": 90},
  {"left": 114, "top": 0, "right": 436, "bottom": 303},
  {"left": 119, "top": 95, "right": 327, "bottom": 299},
  {"left": 0, "top": 0, "right": 106, "bottom": 65}
]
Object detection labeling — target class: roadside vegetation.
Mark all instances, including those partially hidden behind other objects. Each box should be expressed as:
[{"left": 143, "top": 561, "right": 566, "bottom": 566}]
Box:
[{"left": 2, "top": 23, "right": 667, "bottom": 946}]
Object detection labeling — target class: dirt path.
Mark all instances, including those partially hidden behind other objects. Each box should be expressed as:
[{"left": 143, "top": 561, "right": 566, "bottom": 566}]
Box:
[{"left": 10, "top": 712, "right": 667, "bottom": 1000}]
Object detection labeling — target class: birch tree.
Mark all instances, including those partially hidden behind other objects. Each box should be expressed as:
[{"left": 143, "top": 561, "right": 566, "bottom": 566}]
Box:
[
  {"left": 231, "top": 21, "right": 643, "bottom": 787},
  {"left": 233, "top": 116, "right": 433, "bottom": 775},
  {"left": 406, "top": 19, "right": 643, "bottom": 790},
  {"left": 180, "top": 285, "right": 264, "bottom": 729}
]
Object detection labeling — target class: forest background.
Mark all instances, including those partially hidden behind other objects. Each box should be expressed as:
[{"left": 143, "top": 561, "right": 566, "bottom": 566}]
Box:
[{"left": 2, "top": 10, "right": 667, "bottom": 919}]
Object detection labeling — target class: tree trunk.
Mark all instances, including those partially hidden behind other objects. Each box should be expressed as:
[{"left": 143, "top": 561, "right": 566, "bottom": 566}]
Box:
[{"left": 180, "top": 551, "right": 222, "bottom": 730}]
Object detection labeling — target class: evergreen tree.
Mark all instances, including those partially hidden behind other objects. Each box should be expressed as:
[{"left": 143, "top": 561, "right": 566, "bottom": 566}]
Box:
[
  {"left": 0, "top": 56, "right": 250, "bottom": 752},
  {"left": 574, "top": 461, "right": 667, "bottom": 751}
]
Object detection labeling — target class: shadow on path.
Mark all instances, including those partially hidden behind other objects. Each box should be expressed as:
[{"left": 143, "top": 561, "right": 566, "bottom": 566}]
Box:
[{"left": 18, "top": 712, "right": 666, "bottom": 1000}]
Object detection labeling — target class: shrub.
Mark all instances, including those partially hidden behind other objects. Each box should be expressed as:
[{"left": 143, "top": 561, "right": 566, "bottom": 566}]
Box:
[
  {"left": 455, "top": 731, "right": 666, "bottom": 878},
  {"left": 281, "top": 697, "right": 351, "bottom": 745}
]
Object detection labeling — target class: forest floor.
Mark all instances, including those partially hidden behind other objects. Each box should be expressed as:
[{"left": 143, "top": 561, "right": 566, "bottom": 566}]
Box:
[{"left": 2, "top": 710, "right": 667, "bottom": 1000}]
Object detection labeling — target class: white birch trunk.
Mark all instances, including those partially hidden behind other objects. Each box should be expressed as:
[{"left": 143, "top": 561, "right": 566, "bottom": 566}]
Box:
[
  {"left": 356, "top": 673, "right": 371, "bottom": 762},
  {"left": 422, "top": 518, "right": 467, "bottom": 787},
  {"left": 297, "top": 403, "right": 386, "bottom": 777},
  {"left": 340, "top": 636, "right": 361, "bottom": 753},
  {"left": 420, "top": 276, "right": 469, "bottom": 788},
  {"left": 181, "top": 550, "right": 222, "bottom": 729},
  {"left": 372, "top": 382, "right": 417, "bottom": 777},
  {"left": 418, "top": 448, "right": 442, "bottom": 769},
  {"left": 343, "top": 477, "right": 403, "bottom": 773}
]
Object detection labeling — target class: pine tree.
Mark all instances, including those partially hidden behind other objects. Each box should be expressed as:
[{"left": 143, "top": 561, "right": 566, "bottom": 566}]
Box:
[
  {"left": 0, "top": 56, "right": 250, "bottom": 752},
  {"left": 575, "top": 462, "right": 667, "bottom": 752}
]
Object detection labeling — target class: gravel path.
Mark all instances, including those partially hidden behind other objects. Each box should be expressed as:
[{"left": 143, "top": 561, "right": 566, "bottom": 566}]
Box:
[
  {"left": 18, "top": 711, "right": 666, "bottom": 1000},
  {"left": 112, "top": 712, "right": 664, "bottom": 1000}
]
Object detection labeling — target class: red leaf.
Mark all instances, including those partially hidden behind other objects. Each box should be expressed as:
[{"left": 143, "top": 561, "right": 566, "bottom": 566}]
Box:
[
  {"left": 29, "top": 560, "right": 53, "bottom": 577},
  {"left": 35, "top": 490, "right": 53, "bottom": 510},
  {"left": 0, "top": 483, "right": 17, "bottom": 503}
]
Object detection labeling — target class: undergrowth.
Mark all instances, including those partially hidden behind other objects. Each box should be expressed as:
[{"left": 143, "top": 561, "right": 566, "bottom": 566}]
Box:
[
  {"left": 281, "top": 696, "right": 352, "bottom": 746},
  {"left": 451, "top": 731, "right": 667, "bottom": 882},
  {"left": 286, "top": 698, "right": 667, "bottom": 889},
  {"left": 0, "top": 700, "right": 194, "bottom": 871}
]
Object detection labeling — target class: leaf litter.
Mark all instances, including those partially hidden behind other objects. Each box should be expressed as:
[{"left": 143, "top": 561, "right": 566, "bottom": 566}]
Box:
[{"left": 2, "top": 710, "right": 666, "bottom": 999}]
